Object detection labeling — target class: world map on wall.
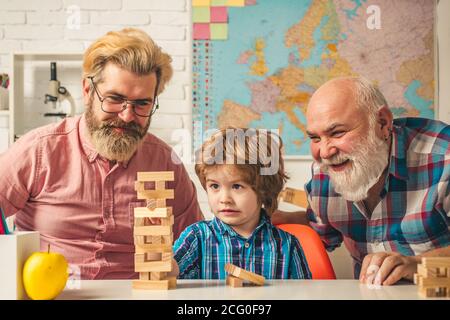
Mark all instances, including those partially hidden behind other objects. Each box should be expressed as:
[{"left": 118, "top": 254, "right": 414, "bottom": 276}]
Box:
[{"left": 192, "top": 0, "right": 435, "bottom": 156}]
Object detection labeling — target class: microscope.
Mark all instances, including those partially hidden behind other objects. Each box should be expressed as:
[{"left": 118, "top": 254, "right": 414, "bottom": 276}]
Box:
[{"left": 44, "top": 62, "right": 76, "bottom": 118}]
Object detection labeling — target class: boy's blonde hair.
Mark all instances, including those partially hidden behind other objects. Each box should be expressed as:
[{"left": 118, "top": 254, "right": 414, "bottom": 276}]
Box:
[
  {"left": 83, "top": 28, "right": 173, "bottom": 95},
  {"left": 195, "top": 128, "right": 288, "bottom": 216}
]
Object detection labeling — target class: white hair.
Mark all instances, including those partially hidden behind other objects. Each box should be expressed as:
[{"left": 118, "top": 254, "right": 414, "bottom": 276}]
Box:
[{"left": 347, "top": 76, "right": 389, "bottom": 127}]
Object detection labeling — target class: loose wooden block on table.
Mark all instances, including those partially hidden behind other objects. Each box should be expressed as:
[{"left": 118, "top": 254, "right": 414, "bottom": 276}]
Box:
[
  {"left": 225, "top": 263, "right": 265, "bottom": 286},
  {"left": 226, "top": 275, "right": 244, "bottom": 287}
]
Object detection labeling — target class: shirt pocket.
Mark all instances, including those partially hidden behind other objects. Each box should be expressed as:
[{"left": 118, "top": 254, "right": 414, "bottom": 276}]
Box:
[{"left": 128, "top": 201, "right": 147, "bottom": 227}]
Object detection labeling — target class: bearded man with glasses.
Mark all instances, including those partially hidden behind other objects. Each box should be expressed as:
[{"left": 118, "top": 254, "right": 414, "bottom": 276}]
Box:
[{"left": 0, "top": 28, "right": 203, "bottom": 279}]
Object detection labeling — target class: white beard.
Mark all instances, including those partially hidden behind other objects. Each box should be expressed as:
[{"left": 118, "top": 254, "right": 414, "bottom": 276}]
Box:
[{"left": 319, "top": 130, "right": 390, "bottom": 202}]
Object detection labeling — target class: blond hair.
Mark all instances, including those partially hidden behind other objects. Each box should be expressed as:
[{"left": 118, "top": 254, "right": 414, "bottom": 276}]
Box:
[
  {"left": 83, "top": 28, "right": 173, "bottom": 95},
  {"left": 195, "top": 128, "right": 288, "bottom": 216}
]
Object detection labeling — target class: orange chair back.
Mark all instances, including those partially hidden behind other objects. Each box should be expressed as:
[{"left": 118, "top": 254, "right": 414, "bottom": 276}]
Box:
[{"left": 277, "top": 223, "right": 336, "bottom": 279}]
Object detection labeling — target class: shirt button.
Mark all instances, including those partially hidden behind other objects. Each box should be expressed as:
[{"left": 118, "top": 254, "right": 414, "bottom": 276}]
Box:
[{"left": 244, "top": 242, "right": 250, "bottom": 249}]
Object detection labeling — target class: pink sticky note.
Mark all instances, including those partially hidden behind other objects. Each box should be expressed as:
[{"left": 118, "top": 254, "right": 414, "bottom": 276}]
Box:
[
  {"left": 210, "top": 6, "right": 227, "bottom": 23},
  {"left": 193, "top": 23, "right": 211, "bottom": 40}
]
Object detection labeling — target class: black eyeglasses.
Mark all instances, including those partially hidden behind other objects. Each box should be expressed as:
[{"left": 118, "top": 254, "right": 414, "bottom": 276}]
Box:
[{"left": 88, "top": 76, "right": 159, "bottom": 117}]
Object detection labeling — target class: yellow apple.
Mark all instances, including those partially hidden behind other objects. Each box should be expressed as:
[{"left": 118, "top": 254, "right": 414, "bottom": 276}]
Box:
[{"left": 22, "top": 245, "right": 69, "bottom": 300}]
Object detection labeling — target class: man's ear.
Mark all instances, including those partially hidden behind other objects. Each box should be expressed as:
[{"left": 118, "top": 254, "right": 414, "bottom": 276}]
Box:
[
  {"left": 377, "top": 105, "right": 393, "bottom": 137},
  {"left": 82, "top": 78, "right": 91, "bottom": 107}
]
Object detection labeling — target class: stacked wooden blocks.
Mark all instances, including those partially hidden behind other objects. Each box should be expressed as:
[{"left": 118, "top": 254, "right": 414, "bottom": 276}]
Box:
[
  {"left": 132, "top": 171, "right": 176, "bottom": 290},
  {"left": 414, "top": 257, "right": 450, "bottom": 298}
]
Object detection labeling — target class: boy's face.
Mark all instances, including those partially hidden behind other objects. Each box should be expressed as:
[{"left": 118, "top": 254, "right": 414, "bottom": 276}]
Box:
[{"left": 205, "top": 165, "right": 261, "bottom": 238}]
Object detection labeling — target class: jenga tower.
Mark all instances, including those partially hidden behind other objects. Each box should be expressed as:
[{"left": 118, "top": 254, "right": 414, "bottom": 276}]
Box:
[
  {"left": 414, "top": 257, "right": 450, "bottom": 297},
  {"left": 132, "top": 171, "right": 176, "bottom": 290}
]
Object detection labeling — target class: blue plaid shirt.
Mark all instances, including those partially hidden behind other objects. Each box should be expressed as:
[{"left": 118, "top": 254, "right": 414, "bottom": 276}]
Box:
[
  {"left": 306, "top": 117, "right": 450, "bottom": 278},
  {"left": 174, "top": 211, "right": 311, "bottom": 279}
]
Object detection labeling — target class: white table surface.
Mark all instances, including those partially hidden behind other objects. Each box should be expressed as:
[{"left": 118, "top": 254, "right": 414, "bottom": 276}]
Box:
[{"left": 56, "top": 279, "right": 444, "bottom": 300}]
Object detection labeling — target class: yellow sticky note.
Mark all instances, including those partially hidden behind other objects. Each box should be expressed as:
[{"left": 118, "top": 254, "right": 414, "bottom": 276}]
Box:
[
  {"left": 193, "top": 0, "right": 211, "bottom": 6},
  {"left": 193, "top": 7, "right": 211, "bottom": 23},
  {"left": 227, "top": 0, "right": 245, "bottom": 6},
  {"left": 210, "top": 23, "right": 228, "bottom": 40}
]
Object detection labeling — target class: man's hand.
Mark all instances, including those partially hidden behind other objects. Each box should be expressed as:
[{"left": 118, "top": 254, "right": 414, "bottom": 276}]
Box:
[{"left": 359, "top": 252, "right": 421, "bottom": 286}]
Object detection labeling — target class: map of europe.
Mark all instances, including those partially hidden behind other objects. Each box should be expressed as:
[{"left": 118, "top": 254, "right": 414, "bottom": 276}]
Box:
[{"left": 192, "top": 0, "right": 435, "bottom": 156}]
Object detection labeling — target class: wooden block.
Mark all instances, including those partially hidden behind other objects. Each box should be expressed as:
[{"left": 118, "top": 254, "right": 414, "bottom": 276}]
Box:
[
  {"left": 155, "top": 181, "right": 166, "bottom": 190},
  {"left": 279, "top": 187, "right": 308, "bottom": 208},
  {"left": 437, "top": 267, "right": 450, "bottom": 277},
  {"left": 417, "top": 264, "right": 436, "bottom": 278},
  {"left": 422, "top": 257, "right": 450, "bottom": 268},
  {"left": 161, "top": 252, "right": 172, "bottom": 262},
  {"left": 134, "top": 235, "right": 146, "bottom": 246},
  {"left": 135, "top": 243, "right": 172, "bottom": 254},
  {"left": 135, "top": 253, "right": 163, "bottom": 263},
  {"left": 140, "top": 272, "right": 150, "bottom": 280},
  {"left": 161, "top": 215, "right": 175, "bottom": 226},
  {"left": 420, "top": 286, "right": 449, "bottom": 298},
  {"left": 134, "top": 225, "right": 172, "bottom": 236},
  {"left": 137, "top": 171, "right": 174, "bottom": 182},
  {"left": 137, "top": 190, "right": 174, "bottom": 200},
  {"left": 134, "top": 181, "right": 145, "bottom": 192},
  {"left": 145, "top": 252, "right": 162, "bottom": 261},
  {"left": 144, "top": 236, "right": 162, "bottom": 245},
  {"left": 146, "top": 199, "right": 157, "bottom": 210},
  {"left": 134, "top": 207, "right": 172, "bottom": 218},
  {"left": 418, "top": 276, "right": 450, "bottom": 287},
  {"left": 150, "top": 272, "right": 167, "bottom": 280},
  {"left": 225, "top": 263, "right": 265, "bottom": 286},
  {"left": 135, "top": 260, "right": 172, "bottom": 272},
  {"left": 226, "top": 275, "right": 243, "bottom": 287},
  {"left": 157, "top": 198, "right": 167, "bottom": 207},
  {"left": 162, "top": 234, "right": 174, "bottom": 244},
  {"left": 132, "top": 278, "right": 176, "bottom": 290},
  {"left": 168, "top": 276, "right": 177, "bottom": 289},
  {"left": 419, "top": 286, "right": 432, "bottom": 298}
]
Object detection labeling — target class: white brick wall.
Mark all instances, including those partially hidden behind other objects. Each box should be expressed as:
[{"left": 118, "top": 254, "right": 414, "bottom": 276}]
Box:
[
  {"left": 0, "top": 0, "right": 192, "bottom": 156},
  {"left": 0, "top": 12, "right": 26, "bottom": 24},
  {"left": 0, "top": 0, "right": 63, "bottom": 11},
  {"left": 27, "top": 12, "right": 90, "bottom": 25}
]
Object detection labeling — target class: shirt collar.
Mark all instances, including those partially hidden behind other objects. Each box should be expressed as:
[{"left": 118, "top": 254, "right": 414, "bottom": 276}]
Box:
[
  {"left": 387, "top": 124, "right": 409, "bottom": 180},
  {"left": 213, "top": 208, "right": 271, "bottom": 238},
  {"left": 79, "top": 113, "right": 131, "bottom": 169}
]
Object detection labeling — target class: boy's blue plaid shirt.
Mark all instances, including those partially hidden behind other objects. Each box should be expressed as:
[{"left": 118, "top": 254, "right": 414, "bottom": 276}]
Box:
[
  {"left": 306, "top": 117, "right": 450, "bottom": 278},
  {"left": 174, "top": 210, "right": 312, "bottom": 279}
]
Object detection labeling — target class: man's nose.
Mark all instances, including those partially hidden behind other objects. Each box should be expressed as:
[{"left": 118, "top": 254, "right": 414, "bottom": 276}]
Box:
[
  {"left": 117, "top": 103, "right": 135, "bottom": 123},
  {"left": 319, "top": 140, "right": 338, "bottom": 160}
]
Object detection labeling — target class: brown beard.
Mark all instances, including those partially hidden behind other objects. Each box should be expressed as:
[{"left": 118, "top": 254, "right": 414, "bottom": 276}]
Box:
[{"left": 85, "top": 103, "right": 151, "bottom": 162}]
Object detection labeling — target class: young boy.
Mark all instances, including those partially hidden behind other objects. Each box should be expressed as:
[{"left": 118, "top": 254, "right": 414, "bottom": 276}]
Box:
[{"left": 173, "top": 128, "right": 311, "bottom": 279}]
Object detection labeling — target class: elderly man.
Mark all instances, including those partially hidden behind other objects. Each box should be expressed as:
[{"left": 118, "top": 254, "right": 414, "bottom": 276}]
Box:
[
  {"left": 0, "top": 28, "right": 203, "bottom": 279},
  {"left": 273, "top": 76, "right": 449, "bottom": 285}
]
